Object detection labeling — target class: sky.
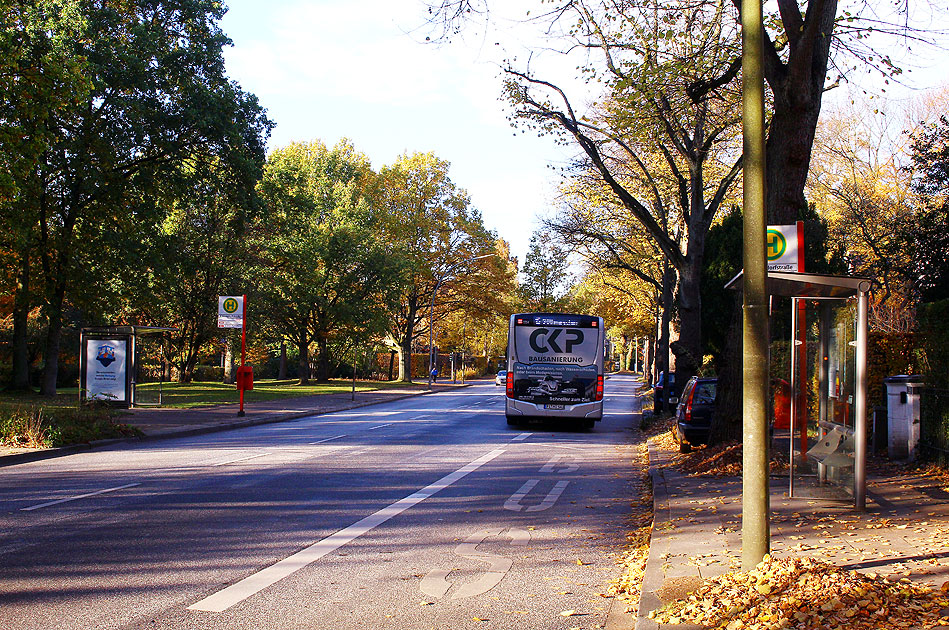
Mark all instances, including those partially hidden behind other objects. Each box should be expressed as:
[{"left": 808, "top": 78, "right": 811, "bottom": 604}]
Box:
[
  {"left": 217, "top": 0, "right": 948, "bottom": 266},
  {"left": 218, "top": 0, "right": 577, "bottom": 265}
]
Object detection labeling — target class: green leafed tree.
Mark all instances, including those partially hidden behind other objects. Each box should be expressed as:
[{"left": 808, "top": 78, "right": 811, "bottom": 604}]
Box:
[
  {"left": 254, "top": 140, "right": 406, "bottom": 384},
  {"left": 519, "top": 229, "right": 574, "bottom": 312},
  {"left": 1, "top": 0, "right": 91, "bottom": 390},
  {"left": 377, "top": 152, "right": 501, "bottom": 382},
  {"left": 905, "top": 114, "right": 949, "bottom": 303},
  {"left": 1, "top": 0, "right": 271, "bottom": 394}
]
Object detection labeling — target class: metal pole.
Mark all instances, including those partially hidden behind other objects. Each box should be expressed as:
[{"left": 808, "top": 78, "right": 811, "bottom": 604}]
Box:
[
  {"left": 789, "top": 299, "right": 798, "bottom": 497},
  {"left": 741, "top": 0, "right": 770, "bottom": 570},
  {"left": 352, "top": 344, "right": 357, "bottom": 402},
  {"left": 854, "top": 286, "right": 869, "bottom": 510},
  {"left": 238, "top": 294, "right": 247, "bottom": 417},
  {"left": 428, "top": 276, "right": 442, "bottom": 389}
]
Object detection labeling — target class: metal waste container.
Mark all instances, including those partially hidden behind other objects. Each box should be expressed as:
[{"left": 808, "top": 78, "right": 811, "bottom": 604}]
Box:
[{"left": 884, "top": 375, "right": 923, "bottom": 460}]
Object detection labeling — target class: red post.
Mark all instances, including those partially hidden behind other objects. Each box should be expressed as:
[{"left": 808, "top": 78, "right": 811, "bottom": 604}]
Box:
[{"left": 238, "top": 294, "right": 247, "bottom": 417}]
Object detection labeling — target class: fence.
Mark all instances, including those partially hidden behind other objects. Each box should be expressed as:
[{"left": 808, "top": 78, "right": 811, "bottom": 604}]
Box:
[{"left": 921, "top": 387, "right": 949, "bottom": 468}]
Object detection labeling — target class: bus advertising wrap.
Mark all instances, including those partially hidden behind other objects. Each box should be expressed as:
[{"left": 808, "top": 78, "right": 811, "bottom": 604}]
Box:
[{"left": 511, "top": 322, "right": 600, "bottom": 404}]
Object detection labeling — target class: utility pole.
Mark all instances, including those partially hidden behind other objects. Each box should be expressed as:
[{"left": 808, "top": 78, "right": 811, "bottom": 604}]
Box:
[{"left": 741, "top": 0, "right": 771, "bottom": 569}]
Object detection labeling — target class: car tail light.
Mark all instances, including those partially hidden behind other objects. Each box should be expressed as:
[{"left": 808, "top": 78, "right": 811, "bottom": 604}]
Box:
[
  {"left": 506, "top": 375, "right": 514, "bottom": 398},
  {"left": 684, "top": 388, "right": 695, "bottom": 423},
  {"left": 595, "top": 375, "right": 604, "bottom": 401}
]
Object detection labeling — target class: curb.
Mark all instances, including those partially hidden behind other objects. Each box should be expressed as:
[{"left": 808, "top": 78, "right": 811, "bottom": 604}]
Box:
[
  {"left": 635, "top": 440, "right": 703, "bottom": 630},
  {"left": 0, "top": 384, "right": 467, "bottom": 468}
]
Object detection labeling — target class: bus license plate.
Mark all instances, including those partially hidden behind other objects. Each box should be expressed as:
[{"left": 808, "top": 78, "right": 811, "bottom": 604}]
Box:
[{"left": 545, "top": 404, "right": 565, "bottom": 410}]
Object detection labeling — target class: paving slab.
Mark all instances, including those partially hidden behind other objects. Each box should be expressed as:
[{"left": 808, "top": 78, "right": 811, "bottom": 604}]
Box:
[{"left": 636, "top": 438, "right": 949, "bottom": 630}]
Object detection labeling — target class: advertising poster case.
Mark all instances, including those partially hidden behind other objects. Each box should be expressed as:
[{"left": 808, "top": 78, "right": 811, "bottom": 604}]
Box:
[
  {"left": 511, "top": 315, "right": 601, "bottom": 405},
  {"left": 83, "top": 338, "right": 129, "bottom": 403}
]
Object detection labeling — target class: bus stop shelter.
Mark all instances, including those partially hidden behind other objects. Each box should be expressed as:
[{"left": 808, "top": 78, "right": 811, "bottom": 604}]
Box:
[
  {"left": 80, "top": 326, "right": 176, "bottom": 408},
  {"left": 726, "top": 271, "right": 872, "bottom": 509}
]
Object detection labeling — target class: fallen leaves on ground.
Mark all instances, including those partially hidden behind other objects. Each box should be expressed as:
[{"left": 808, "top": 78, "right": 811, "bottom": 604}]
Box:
[
  {"left": 605, "top": 441, "right": 654, "bottom": 614},
  {"left": 649, "top": 555, "right": 949, "bottom": 629},
  {"left": 654, "top": 425, "right": 788, "bottom": 477}
]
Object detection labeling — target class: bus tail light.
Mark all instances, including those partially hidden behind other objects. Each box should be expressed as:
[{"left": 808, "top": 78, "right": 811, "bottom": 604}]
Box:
[
  {"left": 595, "top": 375, "right": 604, "bottom": 401},
  {"left": 506, "top": 375, "right": 514, "bottom": 398}
]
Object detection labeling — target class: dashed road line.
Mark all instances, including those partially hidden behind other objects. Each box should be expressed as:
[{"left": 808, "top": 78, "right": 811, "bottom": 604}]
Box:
[
  {"left": 21, "top": 483, "right": 142, "bottom": 512},
  {"left": 210, "top": 453, "right": 270, "bottom": 467},
  {"left": 308, "top": 435, "right": 347, "bottom": 445}
]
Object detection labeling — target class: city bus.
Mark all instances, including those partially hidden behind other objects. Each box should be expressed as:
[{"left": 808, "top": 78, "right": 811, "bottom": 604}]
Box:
[{"left": 505, "top": 312, "right": 605, "bottom": 429}]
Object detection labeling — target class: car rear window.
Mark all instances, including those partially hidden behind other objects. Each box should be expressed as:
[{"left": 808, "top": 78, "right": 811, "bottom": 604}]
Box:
[{"left": 694, "top": 383, "right": 717, "bottom": 404}]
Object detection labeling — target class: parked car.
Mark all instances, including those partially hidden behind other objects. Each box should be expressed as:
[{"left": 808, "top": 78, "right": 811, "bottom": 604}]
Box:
[
  {"left": 673, "top": 376, "right": 718, "bottom": 453},
  {"left": 653, "top": 371, "right": 680, "bottom": 413},
  {"left": 495, "top": 370, "right": 507, "bottom": 386}
]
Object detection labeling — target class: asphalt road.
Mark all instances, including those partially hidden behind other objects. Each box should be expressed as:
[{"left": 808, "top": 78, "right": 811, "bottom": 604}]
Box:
[{"left": 0, "top": 375, "right": 643, "bottom": 630}]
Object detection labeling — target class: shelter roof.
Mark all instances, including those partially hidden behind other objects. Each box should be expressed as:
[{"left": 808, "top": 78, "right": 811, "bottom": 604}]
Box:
[{"left": 724, "top": 271, "right": 872, "bottom": 298}]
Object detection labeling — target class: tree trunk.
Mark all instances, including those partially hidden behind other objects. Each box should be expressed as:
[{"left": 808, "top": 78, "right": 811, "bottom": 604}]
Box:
[
  {"left": 39, "top": 280, "right": 66, "bottom": 396},
  {"left": 398, "top": 332, "right": 413, "bottom": 383},
  {"left": 397, "top": 298, "right": 418, "bottom": 383},
  {"left": 223, "top": 335, "right": 234, "bottom": 384},
  {"left": 764, "top": 0, "right": 836, "bottom": 224},
  {"left": 672, "top": 250, "right": 704, "bottom": 380},
  {"left": 645, "top": 336, "right": 655, "bottom": 384},
  {"left": 766, "top": 101, "right": 823, "bottom": 224},
  {"left": 316, "top": 337, "right": 330, "bottom": 382},
  {"left": 297, "top": 340, "right": 310, "bottom": 385},
  {"left": 656, "top": 265, "right": 676, "bottom": 381},
  {"left": 711, "top": 296, "right": 744, "bottom": 444},
  {"left": 11, "top": 253, "right": 32, "bottom": 390},
  {"left": 181, "top": 351, "right": 200, "bottom": 383},
  {"left": 278, "top": 341, "right": 287, "bottom": 380}
]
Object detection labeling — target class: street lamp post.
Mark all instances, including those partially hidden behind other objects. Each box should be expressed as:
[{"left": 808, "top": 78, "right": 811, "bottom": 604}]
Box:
[{"left": 428, "top": 254, "right": 492, "bottom": 389}]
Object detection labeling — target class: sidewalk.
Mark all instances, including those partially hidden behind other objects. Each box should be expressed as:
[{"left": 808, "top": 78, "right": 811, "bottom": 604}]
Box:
[
  {"left": 637, "top": 437, "right": 949, "bottom": 629},
  {"left": 0, "top": 380, "right": 473, "bottom": 467}
]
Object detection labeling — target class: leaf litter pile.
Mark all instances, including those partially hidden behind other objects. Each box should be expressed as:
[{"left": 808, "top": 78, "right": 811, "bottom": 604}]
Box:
[{"left": 650, "top": 555, "right": 949, "bottom": 629}]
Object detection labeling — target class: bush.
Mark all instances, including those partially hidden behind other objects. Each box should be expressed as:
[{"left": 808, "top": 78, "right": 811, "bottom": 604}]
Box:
[
  {"left": 918, "top": 300, "right": 949, "bottom": 389},
  {"left": 0, "top": 408, "right": 57, "bottom": 448},
  {"left": 1, "top": 404, "right": 143, "bottom": 448}
]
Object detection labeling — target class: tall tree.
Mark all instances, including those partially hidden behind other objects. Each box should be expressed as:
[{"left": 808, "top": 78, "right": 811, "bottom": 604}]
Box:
[
  {"left": 520, "top": 229, "right": 573, "bottom": 311},
  {"left": 1, "top": 0, "right": 91, "bottom": 389},
  {"left": 378, "top": 152, "right": 499, "bottom": 382},
  {"left": 500, "top": 0, "right": 743, "bottom": 378},
  {"left": 426, "top": 0, "right": 937, "bottom": 222},
  {"left": 905, "top": 114, "right": 949, "bottom": 303},
  {"left": 254, "top": 140, "right": 405, "bottom": 384},
  {"left": 108, "top": 156, "right": 263, "bottom": 383},
  {"left": 1, "top": 0, "right": 271, "bottom": 394}
]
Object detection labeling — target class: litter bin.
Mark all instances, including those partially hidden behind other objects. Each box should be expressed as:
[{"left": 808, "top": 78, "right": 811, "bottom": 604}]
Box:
[{"left": 884, "top": 375, "right": 923, "bottom": 460}]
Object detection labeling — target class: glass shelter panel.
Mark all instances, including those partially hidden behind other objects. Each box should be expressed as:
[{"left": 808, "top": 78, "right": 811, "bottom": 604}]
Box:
[{"left": 789, "top": 298, "right": 857, "bottom": 500}]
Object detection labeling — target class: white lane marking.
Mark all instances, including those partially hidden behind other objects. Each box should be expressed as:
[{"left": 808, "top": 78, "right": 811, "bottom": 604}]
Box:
[
  {"left": 540, "top": 455, "right": 580, "bottom": 473},
  {"left": 512, "top": 433, "right": 532, "bottom": 441},
  {"left": 535, "top": 443, "right": 584, "bottom": 451},
  {"left": 308, "top": 435, "right": 347, "bottom": 445},
  {"left": 503, "top": 479, "right": 571, "bottom": 512},
  {"left": 503, "top": 479, "right": 538, "bottom": 511},
  {"left": 526, "top": 480, "right": 570, "bottom": 512},
  {"left": 325, "top": 411, "right": 399, "bottom": 418},
  {"left": 188, "top": 448, "right": 507, "bottom": 613},
  {"left": 21, "top": 483, "right": 141, "bottom": 512},
  {"left": 368, "top": 423, "right": 393, "bottom": 430},
  {"left": 210, "top": 453, "right": 270, "bottom": 467},
  {"left": 421, "top": 527, "right": 531, "bottom": 600}
]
